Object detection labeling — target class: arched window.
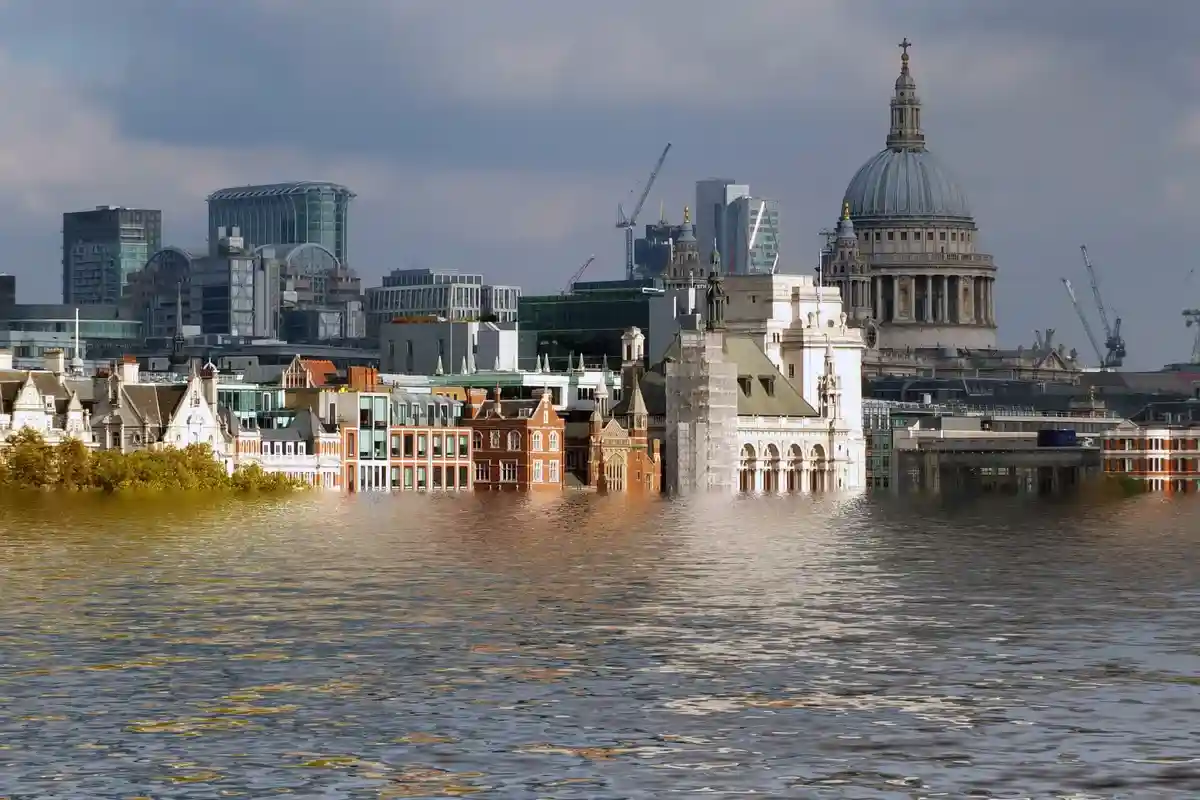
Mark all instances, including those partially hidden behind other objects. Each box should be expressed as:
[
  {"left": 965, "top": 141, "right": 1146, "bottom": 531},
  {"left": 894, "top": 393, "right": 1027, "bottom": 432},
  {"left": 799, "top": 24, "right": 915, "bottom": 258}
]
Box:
[
  {"left": 548, "top": 432, "right": 559, "bottom": 452},
  {"left": 531, "top": 431, "right": 543, "bottom": 452},
  {"left": 473, "top": 430, "right": 483, "bottom": 450},
  {"left": 507, "top": 431, "right": 521, "bottom": 451}
]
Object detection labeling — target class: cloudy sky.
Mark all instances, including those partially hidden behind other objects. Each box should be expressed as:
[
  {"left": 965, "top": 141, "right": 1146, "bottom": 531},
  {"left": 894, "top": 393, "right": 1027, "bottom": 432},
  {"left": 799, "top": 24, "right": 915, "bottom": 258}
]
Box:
[{"left": 1, "top": 0, "right": 1198, "bottom": 368}]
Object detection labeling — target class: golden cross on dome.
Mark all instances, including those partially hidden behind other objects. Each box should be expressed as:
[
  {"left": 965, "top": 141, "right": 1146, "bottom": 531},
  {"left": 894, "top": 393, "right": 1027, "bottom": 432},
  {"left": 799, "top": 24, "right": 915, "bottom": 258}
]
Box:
[
  {"left": 842, "top": 201, "right": 851, "bottom": 220},
  {"left": 899, "top": 37, "right": 912, "bottom": 60}
]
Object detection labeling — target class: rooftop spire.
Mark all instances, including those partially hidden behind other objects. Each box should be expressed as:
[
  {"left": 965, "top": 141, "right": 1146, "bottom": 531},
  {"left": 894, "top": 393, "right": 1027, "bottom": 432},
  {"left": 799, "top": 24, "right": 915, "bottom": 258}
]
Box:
[{"left": 885, "top": 37, "right": 925, "bottom": 152}]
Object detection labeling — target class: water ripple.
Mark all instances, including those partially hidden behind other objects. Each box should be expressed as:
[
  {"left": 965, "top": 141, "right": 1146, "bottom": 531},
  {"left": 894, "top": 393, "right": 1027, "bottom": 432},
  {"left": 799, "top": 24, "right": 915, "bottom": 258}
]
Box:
[{"left": 0, "top": 491, "right": 1198, "bottom": 796}]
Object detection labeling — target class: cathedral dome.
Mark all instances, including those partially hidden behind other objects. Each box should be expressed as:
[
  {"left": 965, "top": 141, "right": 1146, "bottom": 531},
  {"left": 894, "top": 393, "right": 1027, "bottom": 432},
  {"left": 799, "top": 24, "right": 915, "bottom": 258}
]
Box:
[
  {"left": 841, "top": 37, "right": 973, "bottom": 224},
  {"left": 843, "top": 148, "right": 971, "bottom": 222}
]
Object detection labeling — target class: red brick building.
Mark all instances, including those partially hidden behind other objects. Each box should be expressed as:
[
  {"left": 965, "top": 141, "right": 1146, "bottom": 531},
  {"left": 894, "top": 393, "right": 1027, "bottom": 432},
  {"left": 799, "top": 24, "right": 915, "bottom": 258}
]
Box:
[{"left": 464, "top": 387, "right": 564, "bottom": 491}]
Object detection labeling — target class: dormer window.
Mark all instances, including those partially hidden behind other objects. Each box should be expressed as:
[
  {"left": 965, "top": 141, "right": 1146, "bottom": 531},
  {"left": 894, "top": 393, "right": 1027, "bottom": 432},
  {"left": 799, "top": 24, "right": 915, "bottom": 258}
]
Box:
[
  {"left": 759, "top": 377, "right": 776, "bottom": 397},
  {"left": 737, "top": 377, "right": 752, "bottom": 396}
]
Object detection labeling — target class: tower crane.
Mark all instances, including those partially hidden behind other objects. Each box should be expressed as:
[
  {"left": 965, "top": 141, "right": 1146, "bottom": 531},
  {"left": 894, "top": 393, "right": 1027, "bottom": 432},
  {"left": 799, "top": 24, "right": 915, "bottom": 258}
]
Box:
[
  {"left": 1061, "top": 278, "right": 1108, "bottom": 369},
  {"left": 1184, "top": 309, "right": 1200, "bottom": 365},
  {"left": 563, "top": 255, "right": 596, "bottom": 295},
  {"left": 1078, "top": 245, "right": 1126, "bottom": 368},
  {"left": 616, "top": 143, "right": 671, "bottom": 280}
]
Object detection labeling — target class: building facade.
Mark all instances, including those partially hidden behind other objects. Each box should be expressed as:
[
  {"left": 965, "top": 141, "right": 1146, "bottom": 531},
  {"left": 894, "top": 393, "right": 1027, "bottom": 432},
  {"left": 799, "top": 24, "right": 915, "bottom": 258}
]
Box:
[
  {"left": 380, "top": 319, "right": 520, "bottom": 375},
  {"left": 830, "top": 41, "right": 997, "bottom": 353},
  {"left": 207, "top": 182, "right": 354, "bottom": 266},
  {"left": 464, "top": 388, "right": 564, "bottom": 491},
  {"left": 366, "top": 268, "right": 522, "bottom": 337},
  {"left": 62, "top": 206, "right": 162, "bottom": 306},
  {"left": 0, "top": 355, "right": 93, "bottom": 447},
  {"left": 1103, "top": 422, "right": 1200, "bottom": 493}
]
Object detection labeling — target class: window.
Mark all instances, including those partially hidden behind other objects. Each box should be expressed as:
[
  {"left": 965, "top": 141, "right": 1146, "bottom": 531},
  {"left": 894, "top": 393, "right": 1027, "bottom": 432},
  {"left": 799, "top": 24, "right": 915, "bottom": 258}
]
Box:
[
  {"left": 404, "top": 434, "right": 414, "bottom": 458},
  {"left": 788, "top": 364, "right": 795, "bottom": 379},
  {"left": 404, "top": 466, "right": 414, "bottom": 489},
  {"left": 297, "top": 443, "right": 306, "bottom": 456},
  {"left": 533, "top": 460, "right": 543, "bottom": 482},
  {"left": 490, "top": 431, "right": 500, "bottom": 449},
  {"left": 418, "top": 435, "right": 427, "bottom": 456},
  {"left": 459, "top": 465, "right": 469, "bottom": 487},
  {"left": 473, "top": 431, "right": 483, "bottom": 450},
  {"left": 285, "top": 442, "right": 295, "bottom": 456},
  {"left": 543, "top": 408, "right": 549, "bottom": 423},
  {"left": 432, "top": 434, "right": 442, "bottom": 457},
  {"left": 391, "top": 435, "right": 401, "bottom": 458},
  {"left": 416, "top": 466, "right": 427, "bottom": 489},
  {"left": 191, "top": 394, "right": 200, "bottom": 407},
  {"left": 274, "top": 442, "right": 283, "bottom": 456},
  {"left": 446, "top": 468, "right": 456, "bottom": 488},
  {"left": 548, "top": 432, "right": 559, "bottom": 452},
  {"left": 926, "top": 232, "right": 933, "bottom": 240},
  {"left": 549, "top": 460, "right": 559, "bottom": 483},
  {"left": 887, "top": 232, "right": 894, "bottom": 240},
  {"left": 390, "top": 466, "right": 400, "bottom": 488},
  {"left": 939, "top": 231, "right": 946, "bottom": 240},
  {"left": 900, "top": 232, "right": 907, "bottom": 241},
  {"left": 532, "top": 431, "right": 543, "bottom": 451},
  {"left": 501, "top": 461, "right": 518, "bottom": 482},
  {"left": 475, "top": 461, "right": 490, "bottom": 482},
  {"left": 433, "top": 466, "right": 443, "bottom": 488},
  {"left": 507, "top": 431, "right": 521, "bottom": 451},
  {"left": 261, "top": 441, "right": 269, "bottom": 455},
  {"left": 458, "top": 435, "right": 469, "bottom": 457}
]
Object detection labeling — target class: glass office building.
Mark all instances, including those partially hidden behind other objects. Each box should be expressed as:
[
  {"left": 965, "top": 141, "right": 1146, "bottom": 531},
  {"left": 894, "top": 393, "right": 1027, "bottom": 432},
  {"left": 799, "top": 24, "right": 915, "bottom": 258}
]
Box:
[
  {"left": 62, "top": 206, "right": 162, "bottom": 305},
  {"left": 207, "top": 182, "right": 354, "bottom": 265},
  {"left": 518, "top": 279, "right": 662, "bottom": 371}
]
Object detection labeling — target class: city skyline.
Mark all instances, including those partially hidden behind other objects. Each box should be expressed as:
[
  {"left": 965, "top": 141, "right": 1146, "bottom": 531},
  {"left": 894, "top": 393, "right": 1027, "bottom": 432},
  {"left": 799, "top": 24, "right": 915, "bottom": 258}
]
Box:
[{"left": 0, "top": 2, "right": 1197, "bottom": 367}]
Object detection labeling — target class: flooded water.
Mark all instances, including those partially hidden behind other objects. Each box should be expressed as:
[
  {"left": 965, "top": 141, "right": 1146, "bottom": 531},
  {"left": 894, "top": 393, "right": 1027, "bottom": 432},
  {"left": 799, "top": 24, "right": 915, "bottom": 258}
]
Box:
[{"left": 1, "top": 491, "right": 1199, "bottom": 798}]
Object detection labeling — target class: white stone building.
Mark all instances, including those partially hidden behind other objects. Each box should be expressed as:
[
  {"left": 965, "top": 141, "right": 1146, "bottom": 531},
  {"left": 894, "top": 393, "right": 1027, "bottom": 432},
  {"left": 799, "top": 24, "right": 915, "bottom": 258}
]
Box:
[
  {"left": 649, "top": 271, "right": 866, "bottom": 494},
  {"left": 0, "top": 349, "right": 94, "bottom": 447}
]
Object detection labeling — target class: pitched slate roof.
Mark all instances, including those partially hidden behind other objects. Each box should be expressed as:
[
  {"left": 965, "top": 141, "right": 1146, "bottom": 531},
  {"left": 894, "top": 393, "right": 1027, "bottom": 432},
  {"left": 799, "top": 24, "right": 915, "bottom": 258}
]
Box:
[
  {"left": 610, "top": 333, "right": 817, "bottom": 418},
  {"left": 122, "top": 384, "right": 186, "bottom": 428}
]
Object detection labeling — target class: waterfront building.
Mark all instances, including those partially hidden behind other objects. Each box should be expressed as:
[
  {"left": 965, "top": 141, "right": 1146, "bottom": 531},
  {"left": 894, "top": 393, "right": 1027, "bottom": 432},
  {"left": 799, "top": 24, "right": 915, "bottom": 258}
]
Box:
[
  {"left": 380, "top": 319, "right": 520, "bottom": 375},
  {"left": 333, "top": 384, "right": 471, "bottom": 492},
  {"left": 365, "top": 268, "right": 520, "bottom": 338},
  {"left": 62, "top": 206, "right": 162, "bottom": 305},
  {"left": 1103, "top": 422, "right": 1200, "bottom": 493},
  {"left": 90, "top": 357, "right": 225, "bottom": 454},
  {"left": 695, "top": 179, "right": 781, "bottom": 276},
  {"left": 0, "top": 350, "right": 93, "bottom": 447},
  {"left": 463, "top": 388, "right": 564, "bottom": 491},
  {"left": 207, "top": 182, "right": 354, "bottom": 266},
  {"left": 863, "top": 396, "right": 1127, "bottom": 489},
  {"left": 223, "top": 400, "right": 343, "bottom": 488},
  {"left": 831, "top": 40, "right": 997, "bottom": 356},
  {"left": 577, "top": 369, "right": 662, "bottom": 493},
  {"left": 890, "top": 416, "right": 1103, "bottom": 493},
  {"left": 645, "top": 268, "right": 867, "bottom": 494}
]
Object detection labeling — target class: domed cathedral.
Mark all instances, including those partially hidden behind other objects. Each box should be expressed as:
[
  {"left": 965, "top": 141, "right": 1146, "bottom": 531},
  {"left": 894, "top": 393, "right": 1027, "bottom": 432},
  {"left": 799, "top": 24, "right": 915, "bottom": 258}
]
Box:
[{"left": 824, "top": 38, "right": 998, "bottom": 354}]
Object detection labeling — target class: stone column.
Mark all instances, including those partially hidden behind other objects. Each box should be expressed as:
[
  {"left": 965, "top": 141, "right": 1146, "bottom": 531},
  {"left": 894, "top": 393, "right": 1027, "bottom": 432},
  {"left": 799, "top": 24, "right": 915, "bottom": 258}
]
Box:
[
  {"left": 940, "top": 276, "right": 949, "bottom": 322},
  {"left": 922, "top": 275, "right": 931, "bottom": 322},
  {"left": 873, "top": 276, "right": 881, "bottom": 320}
]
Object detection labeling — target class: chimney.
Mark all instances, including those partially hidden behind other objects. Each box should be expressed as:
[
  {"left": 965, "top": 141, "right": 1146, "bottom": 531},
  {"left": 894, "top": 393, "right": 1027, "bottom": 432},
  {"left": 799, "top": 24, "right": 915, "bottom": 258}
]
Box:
[
  {"left": 200, "top": 362, "right": 219, "bottom": 407},
  {"left": 0, "top": 348, "right": 12, "bottom": 371},
  {"left": 43, "top": 348, "right": 66, "bottom": 375},
  {"left": 119, "top": 355, "right": 140, "bottom": 385}
]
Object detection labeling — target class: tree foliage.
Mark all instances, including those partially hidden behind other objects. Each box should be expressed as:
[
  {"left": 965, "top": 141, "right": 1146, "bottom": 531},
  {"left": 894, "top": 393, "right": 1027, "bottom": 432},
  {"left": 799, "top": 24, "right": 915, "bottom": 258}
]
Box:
[{"left": 0, "top": 431, "right": 307, "bottom": 494}]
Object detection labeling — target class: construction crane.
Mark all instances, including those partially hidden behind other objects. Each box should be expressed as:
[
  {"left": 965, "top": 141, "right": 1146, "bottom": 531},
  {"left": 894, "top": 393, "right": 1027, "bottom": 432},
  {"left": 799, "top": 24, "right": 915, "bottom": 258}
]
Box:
[
  {"left": 615, "top": 143, "right": 671, "bottom": 280},
  {"left": 1184, "top": 309, "right": 1200, "bottom": 364},
  {"left": 563, "top": 255, "right": 596, "bottom": 295},
  {"left": 1078, "top": 245, "right": 1126, "bottom": 368},
  {"left": 1061, "top": 278, "right": 1108, "bottom": 369}
]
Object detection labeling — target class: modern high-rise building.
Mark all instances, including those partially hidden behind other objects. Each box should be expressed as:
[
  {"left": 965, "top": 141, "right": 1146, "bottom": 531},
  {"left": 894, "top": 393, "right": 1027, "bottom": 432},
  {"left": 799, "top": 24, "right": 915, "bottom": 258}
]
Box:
[
  {"left": 61, "top": 206, "right": 162, "bottom": 305},
  {"left": 206, "top": 181, "right": 355, "bottom": 265},
  {"left": 694, "top": 179, "right": 781, "bottom": 275}
]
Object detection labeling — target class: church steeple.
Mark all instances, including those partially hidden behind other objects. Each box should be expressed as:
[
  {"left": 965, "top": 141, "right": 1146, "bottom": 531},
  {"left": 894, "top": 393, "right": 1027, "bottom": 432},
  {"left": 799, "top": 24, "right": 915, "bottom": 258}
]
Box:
[{"left": 885, "top": 37, "right": 925, "bottom": 152}]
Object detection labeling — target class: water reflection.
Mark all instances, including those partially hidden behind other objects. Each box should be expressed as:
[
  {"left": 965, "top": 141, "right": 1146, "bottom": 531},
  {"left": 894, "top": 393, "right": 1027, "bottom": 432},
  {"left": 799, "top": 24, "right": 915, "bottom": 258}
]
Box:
[{"left": 1, "top": 492, "right": 1198, "bottom": 796}]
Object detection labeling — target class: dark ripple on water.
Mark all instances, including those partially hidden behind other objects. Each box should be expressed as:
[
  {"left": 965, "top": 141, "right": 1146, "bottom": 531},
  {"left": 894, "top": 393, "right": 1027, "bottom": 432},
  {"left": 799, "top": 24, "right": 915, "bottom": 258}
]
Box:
[{"left": 1, "top": 491, "right": 1199, "bottom": 797}]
